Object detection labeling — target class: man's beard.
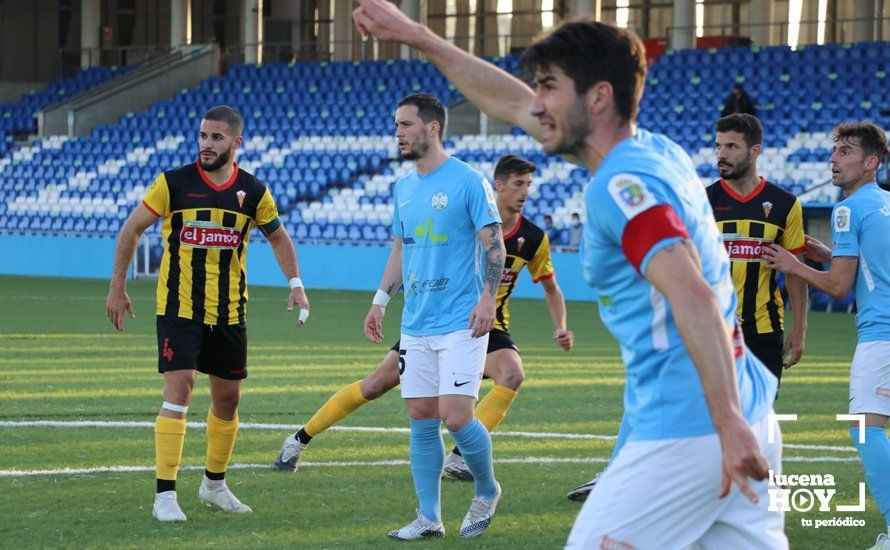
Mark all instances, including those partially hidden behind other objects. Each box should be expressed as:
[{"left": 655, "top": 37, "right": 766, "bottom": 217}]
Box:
[
  {"left": 719, "top": 156, "right": 752, "bottom": 180},
  {"left": 543, "top": 100, "right": 591, "bottom": 156},
  {"left": 401, "top": 140, "right": 429, "bottom": 161},
  {"left": 199, "top": 149, "right": 231, "bottom": 172}
]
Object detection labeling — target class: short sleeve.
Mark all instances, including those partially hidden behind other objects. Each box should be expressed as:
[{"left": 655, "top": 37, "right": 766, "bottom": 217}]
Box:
[
  {"left": 466, "top": 175, "right": 502, "bottom": 232},
  {"left": 779, "top": 199, "right": 806, "bottom": 255},
  {"left": 592, "top": 172, "right": 690, "bottom": 276},
  {"left": 142, "top": 174, "right": 170, "bottom": 217},
  {"left": 528, "top": 232, "right": 555, "bottom": 283},
  {"left": 255, "top": 188, "right": 282, "bottom": 236},
  {"left": 831, "top": 203, "right": 859, "bottom": 258}
]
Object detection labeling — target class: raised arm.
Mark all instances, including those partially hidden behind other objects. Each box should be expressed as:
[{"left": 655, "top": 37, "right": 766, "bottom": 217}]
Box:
[
  {"left": 353, "top": 0, "right": 543, "bottom": 139},
  {"left": 106, "top": 203, "right": 160, "bottom": 332},
  {"left": 266, "top": 228, "right": 310, "bottom": 327},
  {"left": 646, "top": 239, "right": 770, "bottom": 504},
  {"left": 365, "top": 238, "right": 403, "bottom": 343}
]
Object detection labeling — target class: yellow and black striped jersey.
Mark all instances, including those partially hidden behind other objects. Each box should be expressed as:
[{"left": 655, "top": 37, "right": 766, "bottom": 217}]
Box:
[
  {"left": 142, "top": 163, "right": 281, "bottom": 325},
  {"left": 496, "top": 215, "right": 555, "bottom": 333},
  {"left": 706, "top": 177, "right": 805, "bottom": 336}
]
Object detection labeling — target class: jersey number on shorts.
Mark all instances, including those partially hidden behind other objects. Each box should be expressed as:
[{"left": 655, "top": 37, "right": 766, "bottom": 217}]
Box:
[{"left": 398, "top": 349, "right": 407, "bottom": 375}]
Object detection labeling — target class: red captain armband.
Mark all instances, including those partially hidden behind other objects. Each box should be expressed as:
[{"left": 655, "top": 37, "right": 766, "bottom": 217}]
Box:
[{"left": 621, "top": 205, "right": 690, "bottom": 275}]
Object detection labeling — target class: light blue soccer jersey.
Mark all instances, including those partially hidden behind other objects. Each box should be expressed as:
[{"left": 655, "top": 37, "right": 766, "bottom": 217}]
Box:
[
  {"left": 392, "top": 157, "right": 501, "bottom": 336},
  {"left": 831, "top": 182, "right": 890, "bottom": 342},
  {"left": 580, "top": 130, "right": 776, "bottom": 441}
]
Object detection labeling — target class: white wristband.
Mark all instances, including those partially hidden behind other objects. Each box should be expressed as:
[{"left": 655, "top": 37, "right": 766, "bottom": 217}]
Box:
[
  {"left": 372, "top": 289, "right": 391, "bottom": 307},
  {"left": 289, "top": 277, "right": 303, "bottom": 289}
]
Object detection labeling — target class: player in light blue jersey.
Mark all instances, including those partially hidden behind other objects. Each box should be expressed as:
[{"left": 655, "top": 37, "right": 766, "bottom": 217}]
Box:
[
  {"left": 765, "top": 122, "right": 890, "bottom": 550},
  {"left": 354, "top": 3, "right": 784, "bottom": 547},
  {"left": 362, "top": 93, "right": 506, "bottom": 541}
]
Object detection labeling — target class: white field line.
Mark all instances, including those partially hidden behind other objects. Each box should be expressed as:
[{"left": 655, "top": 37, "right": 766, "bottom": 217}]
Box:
[
  {"left": 0, "top": 455, "right": 859, "bottom": 478},
  {"left": 0, "top": 420, "right": 859, "bottom": 451},
  {"left": 0, "top": 420, "right": 618, "bottom": 441}
]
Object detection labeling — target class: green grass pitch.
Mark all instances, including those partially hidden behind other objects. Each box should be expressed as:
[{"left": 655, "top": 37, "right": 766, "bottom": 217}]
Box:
[{"left": 0, "top": 275, "right": 884, "bottom": 548}]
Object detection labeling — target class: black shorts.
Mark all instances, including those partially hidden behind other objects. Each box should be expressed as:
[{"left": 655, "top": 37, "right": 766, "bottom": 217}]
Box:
[
  {"left": 156, "top": 315, "right": 248, "bottom": 380},
  {"left": 389, "top": 328, "right": 519, "bottom": 355},
  {"left": 745, "top": 331, "right": 784, "bottom": 384}
]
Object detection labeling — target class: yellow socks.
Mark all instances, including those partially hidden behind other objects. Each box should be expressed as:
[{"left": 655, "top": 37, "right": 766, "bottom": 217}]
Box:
[
  {"left": 155, "top": 416, "right": 186, "bottom": 482},
  {"left": 205, "top": 409, "right": 239, "bottom": 476},
  {"left": 303, "top": 380, "right": 371, "bottom": 437},
  {"left": 474, "top": 385, "right": 518, "bottom": 432}
]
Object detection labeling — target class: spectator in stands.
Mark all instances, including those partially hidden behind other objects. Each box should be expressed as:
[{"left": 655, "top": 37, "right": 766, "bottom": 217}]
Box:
[
  {"left": 721, "top": 84, "right": 756, "bottom": 118},
  {"left": 567, "top": 212, "right": 583, "bottom": 249},
  {"left": 543, "top": 214, "right": 559, "bottom": 245}
]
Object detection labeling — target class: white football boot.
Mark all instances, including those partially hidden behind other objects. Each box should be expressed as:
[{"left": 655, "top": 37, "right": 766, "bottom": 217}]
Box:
[
  {"left": 460, "top": 481, "right": 502, "bottom": 538},
  {"left": 153, "top": 490, "right": 187, "bottom": 522},
  {"left": 198, "top": 477, "right": 253, "bottom": 513},
  {"left": 388, "top": 509, "right": 445, "bottom": 540}
]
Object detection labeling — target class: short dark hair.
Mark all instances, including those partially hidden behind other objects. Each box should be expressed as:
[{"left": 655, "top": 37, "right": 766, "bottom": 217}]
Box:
[
  {"left": 522, "top": 19, "right": 647, "bottom": 122},
  {"left": 202, "top": 105, "right": 243, "bottom": 135},
  {"left": 832, "top": 121, "right": 887, "bottom": 164},
  {"left": 715, "top": 114, "right": 763, "bottom": 147},
  {"left": 396, "top": 93, "right": 446, "bottom": 139},
  {"left": 494, "top": 154, "right": 536, "bottom": 181}
]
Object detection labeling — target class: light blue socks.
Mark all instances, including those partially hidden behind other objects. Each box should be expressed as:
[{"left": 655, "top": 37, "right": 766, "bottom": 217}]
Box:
[
  {"left": 850, "top": 427, "right": 890, "bottom": 526},
  {"left": 450, "top": 418, "right": 498, "bottom": 498},
  {"left": 409, "top": 418, "right": 445, "bottom": 522}
]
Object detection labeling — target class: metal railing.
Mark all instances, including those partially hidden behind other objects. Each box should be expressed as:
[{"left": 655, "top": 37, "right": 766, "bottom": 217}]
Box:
[
  {"left": 667, "top": 15, "right": 890, "bottom": 49},
  {"left": 219, "top": 32, "right": 545, "bottom": 66},
  {"left": 57, "top": 44, "right": 174, "bottom": 76}
]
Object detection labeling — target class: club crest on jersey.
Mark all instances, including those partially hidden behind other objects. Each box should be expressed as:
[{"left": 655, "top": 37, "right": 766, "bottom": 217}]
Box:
[
  {"left": 762, "top": 201, "right": 773, "bottom": 218},
  {"left": 621, "top": 184, "right": 645, "bottom": 206},
  {"left": 236, "top": 190, "right": 247, "bottom": 209},
  {"left": 431, "top": 192, "right": 448, "bottom": 210},
  {"left": 607, "top": 174, "right": 657, "bottom": 219},
  {"left": 516, "top": 236, "right": 526, "bottom": 251},
  {"left": 834, "top": 206, "right": 850, "bottom": 232}
]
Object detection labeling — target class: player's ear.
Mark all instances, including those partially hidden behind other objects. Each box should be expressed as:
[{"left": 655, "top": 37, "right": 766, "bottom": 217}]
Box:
[{"left": 585, "top": 81, "right": 612, "bottom": 117}]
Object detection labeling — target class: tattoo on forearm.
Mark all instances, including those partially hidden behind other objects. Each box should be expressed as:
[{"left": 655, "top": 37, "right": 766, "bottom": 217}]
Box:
[
  {"left": 385, "top": 282, "right": 398, "bottom": 296},
  {"left": 482, "top": 224, "right": 505, "bottom": 298}
]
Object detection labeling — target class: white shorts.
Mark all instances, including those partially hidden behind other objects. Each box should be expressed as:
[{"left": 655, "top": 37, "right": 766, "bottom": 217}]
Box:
[
  {"left": 849, "top": 340, "right": 890, "bottom": 416},
  {"left": 398, "top": 329, "right": 488, "bottom": 399},
  {"left": 566, "top": 413, "right": 786, "bottom": 550}
]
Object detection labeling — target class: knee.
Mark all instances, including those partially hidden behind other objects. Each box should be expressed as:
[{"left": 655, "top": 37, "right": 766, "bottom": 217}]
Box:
[
  {"left": 361, "top": 373, "right": 396, "bottom": 400},
  {"left": 442, "top": 410, "right": 473, "bottom": 433},
  {"left": 165, "top": 380, "right": 193, "bottom": 405},
  {"left": 495, "top": 365, "right": 525, "bottom": 391},
  {"left": 214, "top": 391, "right": 241, "bottom": 417},
  {"left": 498, "top": 368, "right": 525, "bottom": 391}
]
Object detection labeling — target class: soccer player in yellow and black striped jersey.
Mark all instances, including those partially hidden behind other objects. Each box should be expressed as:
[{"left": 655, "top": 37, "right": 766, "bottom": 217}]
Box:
[
  {"left": 707, "top": 114, "right": 808, "bottom": 387},
  {"left": 106, "top": 105, "right": 310, "bottom": 522},
  {"left": 274, "top": 154, "right": 574, "bottom": 478}
]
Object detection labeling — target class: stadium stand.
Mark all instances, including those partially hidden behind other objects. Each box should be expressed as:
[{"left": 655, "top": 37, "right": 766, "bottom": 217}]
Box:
[
  {"left": 0, "top": 66, "right": 134, "bottom": 139},
  {"left": 0, "top": 42, "right": 887, "bottom": 315}
]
